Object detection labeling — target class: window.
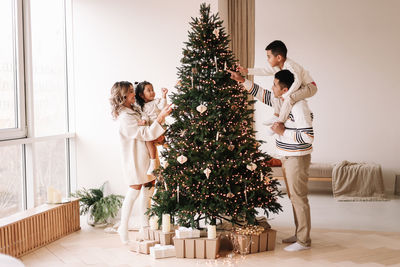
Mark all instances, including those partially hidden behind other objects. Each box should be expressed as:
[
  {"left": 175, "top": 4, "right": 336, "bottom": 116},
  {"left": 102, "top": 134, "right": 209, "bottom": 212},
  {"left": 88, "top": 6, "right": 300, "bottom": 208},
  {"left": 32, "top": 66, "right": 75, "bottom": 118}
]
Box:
[
  {"left": 0, "top": 145, "right": 23, "bottom": 218},
  {"left": 0, "top": 0, "right": 26, "bottom": 140},
  {"left": 31, "top": 0, "right": 68, "bottom": 136},
  {"left": 0, "top": 0, "right": 74, "bottom": 219}
]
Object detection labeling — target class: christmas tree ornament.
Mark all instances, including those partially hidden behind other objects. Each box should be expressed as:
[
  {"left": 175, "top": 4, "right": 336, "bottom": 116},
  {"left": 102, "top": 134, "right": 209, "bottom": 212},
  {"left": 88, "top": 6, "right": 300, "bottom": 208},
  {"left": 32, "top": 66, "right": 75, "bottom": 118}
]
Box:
[
  {"left": 244, "top": 186, "right": 248, "bottom": 204},
  {"left": 196, "top": 104, "right": 207, "bottom": 114},
  {"left": 213, "top": 28, "right": 220, "bottom": 38},
  {"left": 260, "top": 173, "right": 264, "bottom": 181},
  {"left": 177, "top": 155, "right": 188, "bottom": 164},
  {"left": 246, "top": 163, "right": 257, "bottom": 171},
  {"left": 162, "top": 161, "right": 169, "bottom": 168},
  {"left": 203, "top": 168, "right": 211, "bottom": 178},
  {"left": 179, "top": 129, "right": 187, "bottom": 137},
  {"left": 175, "top": 80, "right": 182, "bottom": 87},
  {"left": 149, "top": 3, "right": 283, "bottom": 228}
]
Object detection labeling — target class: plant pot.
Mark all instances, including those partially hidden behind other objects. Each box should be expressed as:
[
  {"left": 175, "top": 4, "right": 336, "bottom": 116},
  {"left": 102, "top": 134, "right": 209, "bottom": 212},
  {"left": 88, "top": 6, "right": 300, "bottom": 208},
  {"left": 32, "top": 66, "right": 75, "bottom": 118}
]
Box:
[{"left": 86, "top": 206, "right": 108, "bottom": 227}]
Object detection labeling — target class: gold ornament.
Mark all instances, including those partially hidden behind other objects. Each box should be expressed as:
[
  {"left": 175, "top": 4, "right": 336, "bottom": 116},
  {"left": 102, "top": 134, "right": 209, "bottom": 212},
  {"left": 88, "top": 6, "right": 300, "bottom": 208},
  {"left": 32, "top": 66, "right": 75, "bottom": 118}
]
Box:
[
  {"left": 228, "top": 144, "right": 235, "bottom": 151},
  {"left": 227, "top": 192, "right": 234, "bottom": 198}
]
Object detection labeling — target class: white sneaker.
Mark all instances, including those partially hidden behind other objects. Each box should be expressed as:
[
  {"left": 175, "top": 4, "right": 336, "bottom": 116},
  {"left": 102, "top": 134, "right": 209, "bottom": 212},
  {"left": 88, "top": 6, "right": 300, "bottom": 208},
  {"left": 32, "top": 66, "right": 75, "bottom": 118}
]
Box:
[
  {"left": 284, "top": 242, "right": 310, "bottom": 252},
  {"left": 282, "top": 235, "right": 297, "bottom": 243},
  {"left": 146, "top": 159, "right": 156, "bottom": 175}
]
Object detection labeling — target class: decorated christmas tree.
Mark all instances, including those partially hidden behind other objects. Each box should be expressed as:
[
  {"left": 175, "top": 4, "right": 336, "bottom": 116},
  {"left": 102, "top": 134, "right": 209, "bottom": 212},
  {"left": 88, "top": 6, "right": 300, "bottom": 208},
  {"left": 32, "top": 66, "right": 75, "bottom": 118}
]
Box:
[{"left": 149, "top": 3, "right": 282, "bottom": 228}]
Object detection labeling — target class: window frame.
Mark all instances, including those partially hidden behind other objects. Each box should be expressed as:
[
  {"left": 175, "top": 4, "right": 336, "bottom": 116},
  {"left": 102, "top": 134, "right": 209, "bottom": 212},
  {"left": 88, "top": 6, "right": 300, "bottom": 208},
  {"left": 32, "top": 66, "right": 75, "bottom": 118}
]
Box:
[{"left": 0, "top": 0, "right": 27, "bottom": 141}]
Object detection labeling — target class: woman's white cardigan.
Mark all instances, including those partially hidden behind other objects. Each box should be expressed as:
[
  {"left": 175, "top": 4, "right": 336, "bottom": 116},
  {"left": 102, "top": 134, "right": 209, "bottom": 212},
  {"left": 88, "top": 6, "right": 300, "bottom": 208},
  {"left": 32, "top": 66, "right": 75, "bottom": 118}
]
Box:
[{"left": 118, "top": 106, "right": 165, "bottom": 185}]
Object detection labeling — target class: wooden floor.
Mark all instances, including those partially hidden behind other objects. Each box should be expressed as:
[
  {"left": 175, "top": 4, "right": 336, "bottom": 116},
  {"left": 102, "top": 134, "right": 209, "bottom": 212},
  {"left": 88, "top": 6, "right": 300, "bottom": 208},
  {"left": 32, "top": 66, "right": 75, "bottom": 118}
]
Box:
[{"left": 20, "top": 223, "right": 400, "bottom": 267}]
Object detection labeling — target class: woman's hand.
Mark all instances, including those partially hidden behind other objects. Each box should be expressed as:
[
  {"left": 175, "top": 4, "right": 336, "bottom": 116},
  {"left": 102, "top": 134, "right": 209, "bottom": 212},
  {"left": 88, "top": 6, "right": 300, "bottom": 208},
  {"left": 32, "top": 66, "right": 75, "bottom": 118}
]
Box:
[{"left": 157, "top": 104, "right": 173, "bottom": 124}]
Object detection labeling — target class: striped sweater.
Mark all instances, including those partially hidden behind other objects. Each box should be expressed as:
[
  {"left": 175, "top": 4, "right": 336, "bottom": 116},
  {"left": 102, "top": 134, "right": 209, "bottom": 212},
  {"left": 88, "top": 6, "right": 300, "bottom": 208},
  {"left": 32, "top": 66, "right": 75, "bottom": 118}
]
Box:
[{"left": 243, "top": 80, "right": 314, "bottom": 156}]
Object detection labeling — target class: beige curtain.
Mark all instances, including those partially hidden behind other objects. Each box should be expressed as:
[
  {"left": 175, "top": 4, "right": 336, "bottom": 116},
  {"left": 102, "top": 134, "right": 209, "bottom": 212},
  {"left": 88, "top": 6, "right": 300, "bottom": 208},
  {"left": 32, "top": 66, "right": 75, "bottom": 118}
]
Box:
[
  {"left": 219, "top": 0, "right": 255, "bottom": 70},
  {"left": 219, "top": 0, "right": 255, "bottom": 124}
]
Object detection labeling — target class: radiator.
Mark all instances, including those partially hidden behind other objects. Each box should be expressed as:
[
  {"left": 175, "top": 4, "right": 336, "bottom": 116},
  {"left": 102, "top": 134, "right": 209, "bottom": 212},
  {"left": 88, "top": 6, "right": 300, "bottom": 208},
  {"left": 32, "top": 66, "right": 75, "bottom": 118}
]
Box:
[{"left": 0, "top": 199, "right": 80, "bottom": 258}]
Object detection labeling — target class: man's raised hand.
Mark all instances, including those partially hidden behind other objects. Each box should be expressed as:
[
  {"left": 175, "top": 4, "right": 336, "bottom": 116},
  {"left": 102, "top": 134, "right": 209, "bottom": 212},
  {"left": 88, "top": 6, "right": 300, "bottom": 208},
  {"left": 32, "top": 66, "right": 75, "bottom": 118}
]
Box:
[{"left": 226, "top": 70, "right": 245, "bottom": 83}]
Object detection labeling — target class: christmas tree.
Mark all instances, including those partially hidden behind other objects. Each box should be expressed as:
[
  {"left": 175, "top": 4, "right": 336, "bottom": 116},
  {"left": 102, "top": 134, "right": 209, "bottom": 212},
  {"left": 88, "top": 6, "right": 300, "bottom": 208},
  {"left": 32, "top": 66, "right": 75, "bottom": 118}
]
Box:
[{"left": 149, "top": 3, "right": 282, "bottom": 228}]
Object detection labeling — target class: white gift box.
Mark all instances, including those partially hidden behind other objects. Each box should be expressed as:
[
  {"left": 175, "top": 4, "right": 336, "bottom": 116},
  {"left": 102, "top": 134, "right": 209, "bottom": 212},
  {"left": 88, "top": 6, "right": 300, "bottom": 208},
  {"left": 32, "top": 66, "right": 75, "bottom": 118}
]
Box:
[
  {"left": 175, "top": 227, "right": 201, "bottom": 239},
  {"left": 150, "top": 244, "right": 176, "bottom": 259}
]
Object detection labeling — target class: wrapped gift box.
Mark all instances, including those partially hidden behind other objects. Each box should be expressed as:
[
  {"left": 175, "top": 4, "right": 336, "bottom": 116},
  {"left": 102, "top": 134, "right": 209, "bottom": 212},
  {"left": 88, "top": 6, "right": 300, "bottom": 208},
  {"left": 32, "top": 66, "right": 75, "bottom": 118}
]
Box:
[
  {"left": 233, "top": 228, "right": 276, "bottom": 255},
  {"left": 150, "top": 244, "right": 176, "bottom": 259},
  {"left": 173, "top": 235, "right": 220, "bottom": 259},
  {"left": 175, "top": 227, "right": 201, "bottom": 239},
  {"left": 159, "top": 230, "right": 175, "bottom": 245},
  {"left": 130, "top": 240, "right": 158, "bottom": 254}
]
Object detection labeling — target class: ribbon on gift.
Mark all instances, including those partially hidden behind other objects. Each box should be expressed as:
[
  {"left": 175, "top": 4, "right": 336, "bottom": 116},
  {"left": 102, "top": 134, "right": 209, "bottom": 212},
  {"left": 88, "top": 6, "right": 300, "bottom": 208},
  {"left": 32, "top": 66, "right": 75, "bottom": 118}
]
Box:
[
  {"left": 175, "top": 227, "right": 200, "bottom": 238},
  {"left": 150, "top": 244, "right": 175, "bottom": 258}
]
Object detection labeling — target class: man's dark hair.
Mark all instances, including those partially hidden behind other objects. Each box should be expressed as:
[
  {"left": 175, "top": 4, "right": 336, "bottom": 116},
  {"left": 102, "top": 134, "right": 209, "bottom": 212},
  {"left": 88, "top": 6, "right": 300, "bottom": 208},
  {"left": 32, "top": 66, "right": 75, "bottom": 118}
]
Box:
[
  {"left": 265, "top": 40, "right": 287, "bottom": 58},
  {"left": 275, "top": 70, "right": 294, "bottom": 89}
]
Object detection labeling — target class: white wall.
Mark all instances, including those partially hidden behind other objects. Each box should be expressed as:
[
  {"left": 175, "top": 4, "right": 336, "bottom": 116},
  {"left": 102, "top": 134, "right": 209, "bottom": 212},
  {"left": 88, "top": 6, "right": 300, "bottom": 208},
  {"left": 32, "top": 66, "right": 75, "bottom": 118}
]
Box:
[
  {"left": 254, "top": 0, "right": 400, "bottom": 192},
  {"left": 71, "top": 0, "right": 218, "bottom": 194}
]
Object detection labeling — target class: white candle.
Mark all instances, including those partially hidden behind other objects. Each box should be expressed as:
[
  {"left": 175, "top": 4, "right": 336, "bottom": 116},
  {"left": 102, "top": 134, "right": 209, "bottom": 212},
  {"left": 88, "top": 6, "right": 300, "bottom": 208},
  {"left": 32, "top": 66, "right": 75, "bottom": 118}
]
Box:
[
  {"left": 150, "top": 216, "right": 159, "bottom": 230},
  {"left": 47, "top": 186, "right": 54, "bottom": 203},
  {"left": 162, "top": 214, "right": 171, "bottom": 233},
  {"left": 53, "top": 190, "right": 62, "bottom": 203},
  {"left": 207, "top": 225, "right": 216, "bottom": 239}
]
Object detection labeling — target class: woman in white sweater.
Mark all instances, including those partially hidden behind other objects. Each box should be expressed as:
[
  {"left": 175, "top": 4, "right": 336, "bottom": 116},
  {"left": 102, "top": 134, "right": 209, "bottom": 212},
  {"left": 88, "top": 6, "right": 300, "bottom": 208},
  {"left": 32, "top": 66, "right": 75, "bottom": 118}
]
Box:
[{"left": 109, "top": 81, "right": 172, "bottom": 244}]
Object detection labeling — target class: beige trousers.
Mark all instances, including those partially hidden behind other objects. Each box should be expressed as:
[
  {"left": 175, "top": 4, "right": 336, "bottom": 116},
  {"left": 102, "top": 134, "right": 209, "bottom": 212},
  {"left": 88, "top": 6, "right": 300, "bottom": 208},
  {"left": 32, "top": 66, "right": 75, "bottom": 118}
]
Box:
[
  {"left": 281, "top": 154, "right": 312, "bottom": 247},
  {"left": 274, "top": 82, "right": 318, "bottom": 122}
]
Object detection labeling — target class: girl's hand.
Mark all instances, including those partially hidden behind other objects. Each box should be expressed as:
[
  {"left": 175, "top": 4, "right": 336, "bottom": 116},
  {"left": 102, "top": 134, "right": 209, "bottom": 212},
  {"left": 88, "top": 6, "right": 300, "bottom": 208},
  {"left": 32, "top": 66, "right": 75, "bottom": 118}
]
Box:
[
  {"left": 157, "top": 104, "right": 172, "bottom": 124},
  {"left": 161, "top": 88, "right": 168, "bottom": 98},
  {"left": 137, "top": 120, "right": 147, "bottom": 126}
]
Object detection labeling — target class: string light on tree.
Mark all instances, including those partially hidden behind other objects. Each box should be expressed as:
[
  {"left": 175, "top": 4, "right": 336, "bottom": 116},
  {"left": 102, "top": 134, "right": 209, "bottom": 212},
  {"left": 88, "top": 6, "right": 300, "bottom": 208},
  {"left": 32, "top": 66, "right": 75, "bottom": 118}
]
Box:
[{"left": 149, "top": 3, "right": 283, "bottom": 228}]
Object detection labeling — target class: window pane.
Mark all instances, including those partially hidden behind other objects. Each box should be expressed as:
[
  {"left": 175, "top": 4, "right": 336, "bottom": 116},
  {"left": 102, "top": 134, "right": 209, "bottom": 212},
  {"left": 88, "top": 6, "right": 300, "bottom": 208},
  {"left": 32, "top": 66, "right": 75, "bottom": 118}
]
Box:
[
  {"left": 0, "top": 0, "right": 17, "bottom": 130},
  {"left": 0, "top": 145, "right": 23, "bottom": 219},
  {"left": 31, "top": 0, "right": 67, "bottom": 136},
  {"left": 33, "top": 139, "right": 67, "bottom": 206}
]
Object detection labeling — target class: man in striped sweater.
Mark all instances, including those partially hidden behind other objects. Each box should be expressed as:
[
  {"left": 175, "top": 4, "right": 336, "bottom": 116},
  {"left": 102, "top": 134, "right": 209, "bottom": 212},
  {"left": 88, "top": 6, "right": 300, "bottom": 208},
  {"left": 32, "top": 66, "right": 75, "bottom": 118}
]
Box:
[{"left": 228, "top": 69, "right": 314, "bottom": 252}]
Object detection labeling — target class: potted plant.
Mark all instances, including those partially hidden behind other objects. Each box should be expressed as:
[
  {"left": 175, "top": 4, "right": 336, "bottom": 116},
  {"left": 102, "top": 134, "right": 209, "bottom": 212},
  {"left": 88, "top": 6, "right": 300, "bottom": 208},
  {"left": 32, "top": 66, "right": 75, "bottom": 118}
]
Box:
[{"left": 71, "top": 182, "right": 124, "bottom": 226}]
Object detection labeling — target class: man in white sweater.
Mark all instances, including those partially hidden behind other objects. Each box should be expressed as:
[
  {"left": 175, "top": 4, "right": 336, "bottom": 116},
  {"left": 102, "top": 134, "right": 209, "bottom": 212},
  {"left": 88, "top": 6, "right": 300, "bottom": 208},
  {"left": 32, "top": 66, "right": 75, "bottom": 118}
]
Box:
[{"left": 228, "top": 69, "right": 314, "bottom": 252}]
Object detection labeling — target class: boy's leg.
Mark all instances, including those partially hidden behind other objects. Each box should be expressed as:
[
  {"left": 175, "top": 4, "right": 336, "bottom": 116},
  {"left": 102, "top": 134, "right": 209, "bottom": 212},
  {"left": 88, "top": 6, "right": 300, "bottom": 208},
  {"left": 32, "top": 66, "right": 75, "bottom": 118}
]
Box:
[
  {"left": 273, "top": 97, "right": 282, "bottom": 118},
  {"left": 278, "top": 83, "right": 318, "bottom": 122},
  {"left": 289, "top": 83, "right": 318, "bottom": 105}
]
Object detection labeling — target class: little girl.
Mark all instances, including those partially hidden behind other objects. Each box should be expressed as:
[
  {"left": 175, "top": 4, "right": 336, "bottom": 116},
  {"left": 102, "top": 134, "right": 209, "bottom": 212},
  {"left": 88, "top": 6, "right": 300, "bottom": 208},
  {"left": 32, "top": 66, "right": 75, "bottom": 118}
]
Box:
[{"left": 135, "top": 81, "right": 168, "bottom": 175}]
